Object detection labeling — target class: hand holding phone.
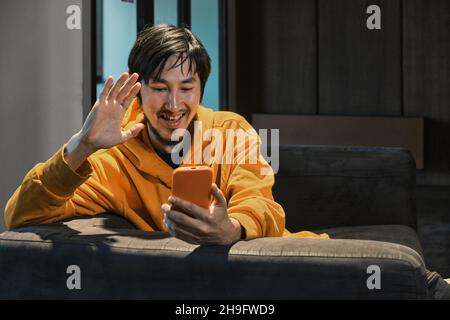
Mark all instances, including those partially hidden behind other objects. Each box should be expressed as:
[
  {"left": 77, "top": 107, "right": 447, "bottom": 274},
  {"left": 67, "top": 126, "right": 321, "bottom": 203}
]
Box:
[{"left": 165, "top": 167, "right": 243, "bottom": 245}]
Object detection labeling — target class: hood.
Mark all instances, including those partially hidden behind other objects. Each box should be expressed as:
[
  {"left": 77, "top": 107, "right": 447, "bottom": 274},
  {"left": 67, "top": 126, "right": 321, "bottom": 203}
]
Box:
[{"left": 121, "top": 98, "right": 145, "bottom": 130}]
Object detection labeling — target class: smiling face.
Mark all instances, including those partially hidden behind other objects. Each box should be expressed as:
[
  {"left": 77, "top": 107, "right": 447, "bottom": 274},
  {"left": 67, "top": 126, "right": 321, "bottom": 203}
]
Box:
[{"left": 140, "top": 55, "right": 202, "bottom": 152}]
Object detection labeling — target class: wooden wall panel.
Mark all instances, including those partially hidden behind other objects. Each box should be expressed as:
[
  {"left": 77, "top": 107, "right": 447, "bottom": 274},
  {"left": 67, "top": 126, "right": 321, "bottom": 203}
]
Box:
[
  {"left": 235, "top": 0, "right": 317, "bottom": 118},
  {"left": 318, "top": 0, "right": 402, "bottom": 115},
  {"left": 403, "top": 0, "right": 450, "bottom": 173},
  {"left": 259, "top": 0, "right": 317, "bottom": 114},
  {"left": 234, "top": 0, "right": 263, "bottom": 120}
]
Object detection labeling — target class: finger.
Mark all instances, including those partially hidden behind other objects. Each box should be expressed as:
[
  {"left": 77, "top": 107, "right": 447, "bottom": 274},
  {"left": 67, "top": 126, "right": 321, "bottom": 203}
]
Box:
[
  {"left": 121, "top": 82, "right": 141, "bottom": 109},
  {"left": 166, "top": 216, "right": 201, "bottom": 244},
  {"left": 163, "top": 208, "right": 176, "bottom": 228},
  {"left": 166, "top": 208, "right": 207, "bottom": 236},
  {"left": 120, "top": 123, "right": 145, "bottom": 142},
  {"left": 168, "top": 196, "right": 207, "bottom": 220},
  {"left": 116, "top": 73, "right": 139, "bottom": 104},
  {"left": 162, "top": 203, "right": 171, "bottom": 213},
  {"left": 107, "top": 72, "right": 129, "bottom": 101},
  {"left": 99, "top": 76, "right": 113, "bottom": 102},
  {"left": 162, "top": 204, "right": 174, "bottom": 232},
  {"left": 163, "top": 212, "right": 174, "bottom": 233},
  {"left": 173, "top": 227, "right": 201, "bottom": 245},
  {"left": 211, "top": 184, "right": 227, "bottom": 208}
]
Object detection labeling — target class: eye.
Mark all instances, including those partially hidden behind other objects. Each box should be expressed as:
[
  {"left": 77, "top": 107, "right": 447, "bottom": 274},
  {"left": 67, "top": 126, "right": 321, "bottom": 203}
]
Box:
[
  {"left": 151, "top": 87, "right": 167, "bottom": 92},
  {"left": 181, "top": 87, "right": 194, "bottom": 92}
]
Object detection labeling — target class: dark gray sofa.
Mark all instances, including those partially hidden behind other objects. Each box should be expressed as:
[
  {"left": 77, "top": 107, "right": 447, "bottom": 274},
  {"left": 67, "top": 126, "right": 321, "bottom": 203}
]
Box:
[{"left": 0, "top": 145, "right": 433, "bottom": 299}]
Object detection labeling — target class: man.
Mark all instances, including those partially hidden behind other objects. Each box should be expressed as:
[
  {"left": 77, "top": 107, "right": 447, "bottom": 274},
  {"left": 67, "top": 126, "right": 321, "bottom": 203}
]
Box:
[{"left": 4, "top": 24, "right": 327, "bottom": 245}]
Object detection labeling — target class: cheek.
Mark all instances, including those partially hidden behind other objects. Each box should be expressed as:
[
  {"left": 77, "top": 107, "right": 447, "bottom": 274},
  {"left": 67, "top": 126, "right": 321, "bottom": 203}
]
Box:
[
  {"left": 185, "top": 90, "right": 198, "bottom": 100},
  {"left": 141, "top": 96, "right": 162, "bottom": 115},
  {"left": 184, "top": 89, "right": 202, "bottom": 107}
]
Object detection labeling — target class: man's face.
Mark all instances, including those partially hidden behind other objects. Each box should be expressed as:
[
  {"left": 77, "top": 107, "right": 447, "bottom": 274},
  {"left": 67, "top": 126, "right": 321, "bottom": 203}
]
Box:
[{"left": 140, "top": 55, "right": 202, "bottom": 149}]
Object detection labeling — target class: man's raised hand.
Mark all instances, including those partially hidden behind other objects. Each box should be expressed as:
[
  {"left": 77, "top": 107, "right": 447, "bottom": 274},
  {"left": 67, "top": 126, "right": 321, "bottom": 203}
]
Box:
[
  {"left": 65, "top": 72, "right": 145, "bottom": 171},
  {"left": 82, "top": 72, "right": 144, "bottom": 149}
]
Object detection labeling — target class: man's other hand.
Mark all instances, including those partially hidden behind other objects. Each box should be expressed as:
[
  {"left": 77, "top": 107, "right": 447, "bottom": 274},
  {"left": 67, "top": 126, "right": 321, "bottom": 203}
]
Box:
[{"left": 162, "top": 184, "right": 243, "bottom": 245}]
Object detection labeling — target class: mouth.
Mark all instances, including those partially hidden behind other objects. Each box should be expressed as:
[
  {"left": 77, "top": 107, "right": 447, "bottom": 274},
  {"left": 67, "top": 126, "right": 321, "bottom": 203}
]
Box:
[{"left": 158, "top": 111, "right": 188, "bottom": 129}]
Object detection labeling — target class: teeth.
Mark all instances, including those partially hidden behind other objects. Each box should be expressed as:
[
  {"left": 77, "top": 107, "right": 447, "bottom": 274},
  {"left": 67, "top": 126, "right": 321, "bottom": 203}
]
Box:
[{"left": 161, "top": 113, "right": 184, "bottom": 121}]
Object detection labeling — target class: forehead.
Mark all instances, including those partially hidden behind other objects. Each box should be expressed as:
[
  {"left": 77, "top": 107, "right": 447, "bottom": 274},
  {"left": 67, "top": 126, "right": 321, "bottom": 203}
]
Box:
[{"left": 153, "top": 55, "right": 199, "bottom": 81}]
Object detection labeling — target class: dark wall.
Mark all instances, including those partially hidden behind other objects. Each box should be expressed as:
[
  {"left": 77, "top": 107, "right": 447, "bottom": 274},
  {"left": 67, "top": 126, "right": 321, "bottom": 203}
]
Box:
[
  {"left": 319, "top": 0, "right": 401, "bottom": 115},
  {"left": 235, "top": 0, "right": 317, "bottom": 118},
  {"left": 403, "top": 0, "right": 450, "bottom": 177},
  {"left": 234, "top": 0, "right": 450, "bottom": 183}
]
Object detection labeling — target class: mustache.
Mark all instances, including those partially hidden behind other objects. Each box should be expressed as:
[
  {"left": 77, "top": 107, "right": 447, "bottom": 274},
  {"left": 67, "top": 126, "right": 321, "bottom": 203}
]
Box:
[
  {"left": 146, "top": 119, "right": 186, "bottom": 146},
  {"left": 157, "top": 109, "right": 188, "bottom": 116}
]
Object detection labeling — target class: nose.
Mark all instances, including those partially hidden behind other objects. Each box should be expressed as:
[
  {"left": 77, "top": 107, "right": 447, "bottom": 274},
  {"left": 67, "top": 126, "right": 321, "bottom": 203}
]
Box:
[{"left": 166, "top": 92, "right": 180, "bottom": 112}]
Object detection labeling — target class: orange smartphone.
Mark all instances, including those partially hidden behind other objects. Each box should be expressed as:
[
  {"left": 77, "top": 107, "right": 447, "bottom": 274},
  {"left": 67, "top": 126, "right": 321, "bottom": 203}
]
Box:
[{"left": 171, "top": 166, "right": 213, "bottom": 209}]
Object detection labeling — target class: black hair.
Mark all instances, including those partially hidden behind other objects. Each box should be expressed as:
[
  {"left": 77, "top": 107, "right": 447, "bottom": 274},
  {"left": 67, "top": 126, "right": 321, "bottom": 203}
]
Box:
[{"left": 128, "top": 24, "right": 211, "bottom": 102}]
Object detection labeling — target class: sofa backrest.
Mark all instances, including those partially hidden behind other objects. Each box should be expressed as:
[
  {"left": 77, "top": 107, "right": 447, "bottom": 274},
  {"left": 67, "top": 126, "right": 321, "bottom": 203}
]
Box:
[{"left": 272, "top": 145, "right": 417, "bottom": 231}]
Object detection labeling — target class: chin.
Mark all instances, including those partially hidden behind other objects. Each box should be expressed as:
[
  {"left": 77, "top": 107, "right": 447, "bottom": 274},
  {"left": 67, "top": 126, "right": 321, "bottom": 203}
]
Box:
[{"left": 157, "top": 127, "right": 185, "bottom": 144}]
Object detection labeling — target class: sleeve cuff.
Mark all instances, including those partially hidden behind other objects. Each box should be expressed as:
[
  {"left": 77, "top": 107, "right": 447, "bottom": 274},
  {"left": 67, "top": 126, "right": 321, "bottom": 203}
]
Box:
[
  {"left": 40, "top": 145, "right": 93, "bottom": 196},
  {"left": 228, "top": 212, "right": 261, "bottom": 240}
]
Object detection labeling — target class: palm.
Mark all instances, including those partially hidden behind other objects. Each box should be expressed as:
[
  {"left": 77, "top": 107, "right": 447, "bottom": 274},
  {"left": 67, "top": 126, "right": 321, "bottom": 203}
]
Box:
[
  {"left": 82, "top": 100, "right": 127, "bottom": 149},
  {"left": 80, "top": 73, "right": 143, "bottom": 150}
]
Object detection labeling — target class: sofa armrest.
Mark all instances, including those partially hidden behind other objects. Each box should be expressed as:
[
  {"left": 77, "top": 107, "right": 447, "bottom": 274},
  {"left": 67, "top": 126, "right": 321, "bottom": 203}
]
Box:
[{"left": 0, "top": 215, "right": 428, "bottom": 299}]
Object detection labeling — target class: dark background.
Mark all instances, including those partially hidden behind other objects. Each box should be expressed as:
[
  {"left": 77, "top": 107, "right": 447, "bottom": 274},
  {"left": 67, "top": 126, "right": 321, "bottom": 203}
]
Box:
[{"left": 233, "top": 0, "right": 450, "bottom": 185}]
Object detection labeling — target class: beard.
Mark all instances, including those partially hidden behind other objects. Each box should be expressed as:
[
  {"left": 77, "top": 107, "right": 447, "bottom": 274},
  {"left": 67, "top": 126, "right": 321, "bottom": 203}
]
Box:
[{"left": 146, "top": 118, "right": 186, "bottom": 147}]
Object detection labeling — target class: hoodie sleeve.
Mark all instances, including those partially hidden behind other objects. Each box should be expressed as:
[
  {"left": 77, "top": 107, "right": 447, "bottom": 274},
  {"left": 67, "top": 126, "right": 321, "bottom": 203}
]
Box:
[
  {"left": 226, "top": 162, "right": 286, "bottom": 240},
  {"left": 4, "top": 145, "right": 115, "bottom": 229},
  {"left": 222, "top": 118, "right": 285, "bottom": 240}
]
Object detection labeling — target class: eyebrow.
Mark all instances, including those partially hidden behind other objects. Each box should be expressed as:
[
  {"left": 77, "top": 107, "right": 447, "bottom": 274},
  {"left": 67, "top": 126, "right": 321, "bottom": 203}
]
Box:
[{"left": 152, "top": 77, "right": 196, "bottom": 84}]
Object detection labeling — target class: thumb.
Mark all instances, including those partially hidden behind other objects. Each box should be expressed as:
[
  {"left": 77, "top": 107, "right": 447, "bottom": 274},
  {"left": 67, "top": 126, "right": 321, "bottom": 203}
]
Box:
[
  {"left": 121, "top": 123, "right": 145, "bottom": 142},
  {"left": 211, "top": 183, "right": 227, "bottom": 209}
]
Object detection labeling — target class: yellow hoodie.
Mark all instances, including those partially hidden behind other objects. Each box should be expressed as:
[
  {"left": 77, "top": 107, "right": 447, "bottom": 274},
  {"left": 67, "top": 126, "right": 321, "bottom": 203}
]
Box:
[{"left": 4, "top": 100, "right": 328, "bottom": 239}]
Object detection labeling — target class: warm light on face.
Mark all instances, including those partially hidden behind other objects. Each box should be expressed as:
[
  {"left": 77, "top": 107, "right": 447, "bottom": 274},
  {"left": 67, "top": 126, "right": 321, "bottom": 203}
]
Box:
[{"left": 140, "top": 55, "right": 202, "bottom": 150}]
